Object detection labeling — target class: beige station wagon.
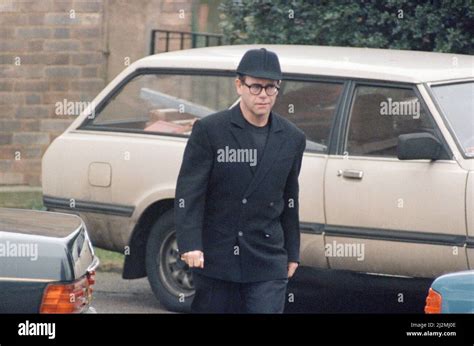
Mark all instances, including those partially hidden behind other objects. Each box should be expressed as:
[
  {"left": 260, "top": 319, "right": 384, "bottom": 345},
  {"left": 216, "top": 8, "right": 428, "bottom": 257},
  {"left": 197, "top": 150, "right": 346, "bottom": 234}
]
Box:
[{"left": 42, "top": 45, "right": 474, "bottom": 312}]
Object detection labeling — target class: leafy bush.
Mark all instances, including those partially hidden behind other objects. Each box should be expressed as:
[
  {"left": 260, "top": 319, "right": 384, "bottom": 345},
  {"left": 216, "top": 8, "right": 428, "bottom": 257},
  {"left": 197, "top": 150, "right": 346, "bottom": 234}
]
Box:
[{"left": 218, "top": 0, "right": 473, "bottom": 54}]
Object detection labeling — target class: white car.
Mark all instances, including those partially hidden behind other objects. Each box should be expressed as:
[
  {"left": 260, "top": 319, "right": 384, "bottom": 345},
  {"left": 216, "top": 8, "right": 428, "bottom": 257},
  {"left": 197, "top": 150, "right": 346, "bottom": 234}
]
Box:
[{"left": 42, "top": 45, "right": 474, "bottom": 311}]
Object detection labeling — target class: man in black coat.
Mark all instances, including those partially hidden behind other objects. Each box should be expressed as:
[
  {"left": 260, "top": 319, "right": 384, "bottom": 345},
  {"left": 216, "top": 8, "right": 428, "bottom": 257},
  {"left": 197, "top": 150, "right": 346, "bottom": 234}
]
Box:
[{"left": 175, "top": 48, "right": 306, "bottom": 313}]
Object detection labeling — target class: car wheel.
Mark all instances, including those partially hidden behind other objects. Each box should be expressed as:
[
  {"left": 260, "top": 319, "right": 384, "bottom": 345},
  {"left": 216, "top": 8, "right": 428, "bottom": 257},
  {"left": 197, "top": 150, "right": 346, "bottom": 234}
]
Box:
[{"left": 146, "top": 209, "right": 195, "bottom": 312}]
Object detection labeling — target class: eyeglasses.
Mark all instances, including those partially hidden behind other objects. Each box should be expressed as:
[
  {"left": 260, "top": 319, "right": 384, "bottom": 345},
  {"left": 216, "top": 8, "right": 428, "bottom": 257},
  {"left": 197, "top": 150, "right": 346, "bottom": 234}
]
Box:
[{"left": 241, "top": 81, "right": 280, "bottom": 96}]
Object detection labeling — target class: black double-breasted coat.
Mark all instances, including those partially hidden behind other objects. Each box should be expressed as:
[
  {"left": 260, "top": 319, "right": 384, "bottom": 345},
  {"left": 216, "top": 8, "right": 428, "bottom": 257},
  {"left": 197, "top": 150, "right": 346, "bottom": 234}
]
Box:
[{"left": 175, "top": 104, "right": 306, "bottom": 283}]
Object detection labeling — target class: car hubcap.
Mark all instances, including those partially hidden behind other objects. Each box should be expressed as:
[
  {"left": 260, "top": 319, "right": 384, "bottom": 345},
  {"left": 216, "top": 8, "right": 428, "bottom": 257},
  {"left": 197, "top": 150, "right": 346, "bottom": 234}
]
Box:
[{"left": 158, "top": 230, "right": 194, "bottom": 297}]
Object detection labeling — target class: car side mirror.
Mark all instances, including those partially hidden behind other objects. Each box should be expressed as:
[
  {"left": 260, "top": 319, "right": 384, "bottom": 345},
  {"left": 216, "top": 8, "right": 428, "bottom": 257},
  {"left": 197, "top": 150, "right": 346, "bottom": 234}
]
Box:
[{"left": 397, "top": 132, "right": 442, "bottom": 160}]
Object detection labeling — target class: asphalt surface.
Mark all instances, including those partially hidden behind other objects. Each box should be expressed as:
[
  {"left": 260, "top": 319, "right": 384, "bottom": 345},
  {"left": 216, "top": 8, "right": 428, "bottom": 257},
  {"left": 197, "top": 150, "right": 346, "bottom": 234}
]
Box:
[
  {"left": 93, "top": 266, "right": 434, "bottom": 313},
  {"left": 93, "top": 271, "right": 170, "bottom": 313}
]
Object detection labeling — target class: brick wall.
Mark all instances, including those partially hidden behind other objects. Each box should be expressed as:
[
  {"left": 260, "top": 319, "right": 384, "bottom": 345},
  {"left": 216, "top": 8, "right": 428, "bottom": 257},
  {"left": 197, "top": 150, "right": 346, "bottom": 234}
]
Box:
[{"left": 0, "top": 0, "right": 194, "bottom": 186}]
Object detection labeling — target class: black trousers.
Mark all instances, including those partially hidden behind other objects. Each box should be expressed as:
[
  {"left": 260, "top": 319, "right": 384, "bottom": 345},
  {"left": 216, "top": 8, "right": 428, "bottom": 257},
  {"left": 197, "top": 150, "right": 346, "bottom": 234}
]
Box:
[{"left": 191, "top": 272, "right": 288, "bottom": 313}]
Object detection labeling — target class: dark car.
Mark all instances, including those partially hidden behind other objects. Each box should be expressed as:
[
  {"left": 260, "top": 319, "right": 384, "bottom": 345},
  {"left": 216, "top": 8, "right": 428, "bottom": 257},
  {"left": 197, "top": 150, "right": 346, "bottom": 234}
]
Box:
[{"left": 0, "top": 208, "right": 99, "bottom": 313}]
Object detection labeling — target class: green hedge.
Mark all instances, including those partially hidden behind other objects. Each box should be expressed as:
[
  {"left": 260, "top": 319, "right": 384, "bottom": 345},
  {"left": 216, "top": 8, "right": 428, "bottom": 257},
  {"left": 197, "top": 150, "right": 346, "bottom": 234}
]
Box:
[{"left": 218, "top": 0, "right": 473, "bottom": 54}]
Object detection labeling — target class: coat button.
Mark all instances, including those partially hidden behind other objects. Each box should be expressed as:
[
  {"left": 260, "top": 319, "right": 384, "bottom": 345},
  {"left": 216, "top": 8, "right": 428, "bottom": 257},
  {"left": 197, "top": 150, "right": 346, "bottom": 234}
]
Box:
[
  {"left": 238, "top": 231, "right": 243, "bottom": 236},
  {"left": 269, "top": 202, "right": 274, "bottom": 206},
  {"left": 265, "top": 233, "right": 270, "bottom": 238},
  {"left": 242, "top": 198, "right": 247, "bottom": 204}
]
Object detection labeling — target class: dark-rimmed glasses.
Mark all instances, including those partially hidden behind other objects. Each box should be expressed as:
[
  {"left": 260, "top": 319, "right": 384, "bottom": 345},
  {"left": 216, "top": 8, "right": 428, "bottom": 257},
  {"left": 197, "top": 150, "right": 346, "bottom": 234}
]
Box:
[{"left": 241, "top": 81, "right": 280, "bottom": 96}]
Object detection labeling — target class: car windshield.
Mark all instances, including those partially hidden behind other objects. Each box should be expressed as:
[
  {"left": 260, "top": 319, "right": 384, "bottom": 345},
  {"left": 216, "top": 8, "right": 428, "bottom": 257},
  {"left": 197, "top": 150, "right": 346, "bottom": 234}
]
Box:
[{"left": 431, "top": 81, "right": 474, "bottom": 157}]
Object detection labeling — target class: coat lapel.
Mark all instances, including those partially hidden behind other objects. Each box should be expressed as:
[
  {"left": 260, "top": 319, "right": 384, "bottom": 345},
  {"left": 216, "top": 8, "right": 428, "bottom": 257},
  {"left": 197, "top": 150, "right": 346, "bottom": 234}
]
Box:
[{"left": 228, "top": 104, "right": 287, "bottom": 198}]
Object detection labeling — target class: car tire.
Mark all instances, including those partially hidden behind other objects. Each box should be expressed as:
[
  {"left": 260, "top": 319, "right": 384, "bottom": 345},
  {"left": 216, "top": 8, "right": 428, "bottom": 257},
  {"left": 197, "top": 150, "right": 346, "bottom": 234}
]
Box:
[{"left": 146, "top": 209, "right": 195, "bottom": 312}]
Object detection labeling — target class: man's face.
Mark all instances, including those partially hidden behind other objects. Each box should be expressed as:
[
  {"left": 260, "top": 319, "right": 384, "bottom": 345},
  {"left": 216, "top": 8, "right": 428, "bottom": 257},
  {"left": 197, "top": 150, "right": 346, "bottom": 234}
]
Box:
[{"left": 235, "top": 75, "right": 280, "bottom": 118}]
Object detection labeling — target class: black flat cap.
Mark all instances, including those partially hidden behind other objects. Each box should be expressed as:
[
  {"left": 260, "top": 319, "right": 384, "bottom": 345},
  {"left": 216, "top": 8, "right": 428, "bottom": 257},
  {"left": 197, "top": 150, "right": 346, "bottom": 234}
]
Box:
[{"left": 236, "top": 48, "right": 282, "bottom": 81}]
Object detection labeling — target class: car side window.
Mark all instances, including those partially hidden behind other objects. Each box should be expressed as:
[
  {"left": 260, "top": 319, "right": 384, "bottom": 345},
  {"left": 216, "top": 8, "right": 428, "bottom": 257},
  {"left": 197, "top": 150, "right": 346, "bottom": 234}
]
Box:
[
  {"left": 86, "top": 73, "right": 237, "bottom": 135},
  {"left": 273, "top": 81, "right": 343, "bottom": 153},
  {"left": 346, "top": 85, "right": 443, "bottom": 158}
]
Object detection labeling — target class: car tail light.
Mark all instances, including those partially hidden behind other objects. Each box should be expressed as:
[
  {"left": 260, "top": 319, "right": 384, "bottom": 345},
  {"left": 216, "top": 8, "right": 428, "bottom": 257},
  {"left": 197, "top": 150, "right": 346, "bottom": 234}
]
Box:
[
  {"left": 40, "top": 271, "right": 95, "bottom": 314},
  {"left": 87, "top": 270, "right": 96, "bottom": 286},
  {"left": 425, "top": 288, "right": 442, "bottom": 314}
]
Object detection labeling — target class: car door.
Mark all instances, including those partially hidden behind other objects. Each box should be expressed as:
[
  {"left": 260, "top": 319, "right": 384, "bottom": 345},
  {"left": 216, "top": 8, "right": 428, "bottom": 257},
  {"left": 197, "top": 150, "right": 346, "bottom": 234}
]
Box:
[
  {"left": 273, "top": 77, "right": 346, "bottom": 269},
  {"left": 324, "top": 81, "right": 469, "bottom": 278}
]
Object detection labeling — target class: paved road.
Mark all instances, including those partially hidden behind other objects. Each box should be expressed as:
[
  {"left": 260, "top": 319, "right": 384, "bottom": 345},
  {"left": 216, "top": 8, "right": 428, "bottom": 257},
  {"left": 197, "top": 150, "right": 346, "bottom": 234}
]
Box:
[
  {"left": 93, "top": 267, "right": 433, "bottom": 313},
  {"left": 93, "top": 271, "right": 170, "bottom": 313}
]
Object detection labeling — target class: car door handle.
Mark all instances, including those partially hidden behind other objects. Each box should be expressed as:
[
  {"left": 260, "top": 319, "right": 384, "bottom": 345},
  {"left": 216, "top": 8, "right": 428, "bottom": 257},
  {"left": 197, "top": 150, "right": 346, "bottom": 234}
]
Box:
[{"left": 337, "top": 169, "right": 364, "bottom": 179}]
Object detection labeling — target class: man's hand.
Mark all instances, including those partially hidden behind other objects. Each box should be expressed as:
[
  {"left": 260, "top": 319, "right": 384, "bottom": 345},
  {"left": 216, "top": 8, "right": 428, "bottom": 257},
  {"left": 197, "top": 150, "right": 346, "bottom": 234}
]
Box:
[
  {"left": 180, "top": 250, "right": 204, "bottom": 268},
  {"left": 287, "top": 262, "right": 299, "bottom": 278}
]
